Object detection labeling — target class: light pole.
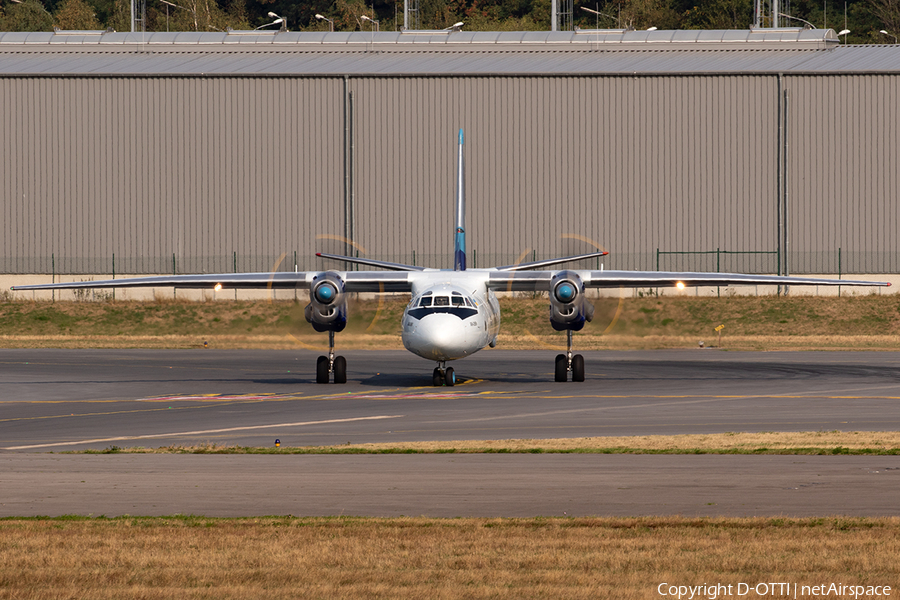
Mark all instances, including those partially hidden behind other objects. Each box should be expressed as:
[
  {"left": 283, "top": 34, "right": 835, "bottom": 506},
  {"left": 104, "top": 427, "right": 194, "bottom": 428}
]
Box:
[
  {"left": 159, "top": 0, "right": 197, "bottom": 31},
  {"left": 880, "top": 29, "right": 898, "bottom": 43},
  {"left": 256, "top": 14, "right": 285, "bottom": 30},
  {"left": 268, "top": 11, "right": 287, "bottom": 31},
  {"left": 777, "top": 12, "right": 816, "bottom": 28},
  {"left": 580, "top": 6, "right": 619, "bottom": 28},
  {"left": 838, "top": 28, "right": 850, "bottom": 43},
  {"left": 361, "top": 15, "right": 380, "bottom": 31},
  {"left": 316, "top": 14, "right": 334, "bottom": 31}
]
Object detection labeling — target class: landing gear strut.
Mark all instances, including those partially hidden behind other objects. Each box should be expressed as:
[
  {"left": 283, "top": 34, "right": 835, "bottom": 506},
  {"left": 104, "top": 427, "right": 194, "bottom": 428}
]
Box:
[
  {"left": 555, "top": 330, "right": 584, "bottom": 382},
  {"left": 432, "top": 362, "right": 456, "bottom": 387},
  {"left": 317, "top": 330, "right": 347, "bottom": 384}
]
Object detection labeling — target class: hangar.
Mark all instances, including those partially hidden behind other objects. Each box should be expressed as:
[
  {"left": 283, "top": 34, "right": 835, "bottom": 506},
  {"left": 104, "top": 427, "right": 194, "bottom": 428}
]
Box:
[{"left": 1, "top": 28, "right": 898, "bottom": 293}]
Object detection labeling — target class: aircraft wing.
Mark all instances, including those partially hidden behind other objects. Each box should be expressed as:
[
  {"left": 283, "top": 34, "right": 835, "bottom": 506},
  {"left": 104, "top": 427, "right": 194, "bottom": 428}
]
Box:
[
  {"left": 487, "top": 269, "right": 890, "bottom": 292},
  {"left": 11, "top": 270, "right": 415, "bottom": 294}
]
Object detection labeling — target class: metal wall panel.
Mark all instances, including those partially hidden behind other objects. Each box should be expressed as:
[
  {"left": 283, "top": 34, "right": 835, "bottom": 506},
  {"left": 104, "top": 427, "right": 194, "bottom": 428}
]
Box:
[
  {"left": 347, "top": 75, "right": 779, "bottom": 271},
  {"left": 1, "top": 76, "right": 345, "bottom": 274},
  {"left": 1, "top": 72, "right": 897, "bottom": 276},
  {"left": 786, "top": 74, "right": 900, "bottom": 274}
]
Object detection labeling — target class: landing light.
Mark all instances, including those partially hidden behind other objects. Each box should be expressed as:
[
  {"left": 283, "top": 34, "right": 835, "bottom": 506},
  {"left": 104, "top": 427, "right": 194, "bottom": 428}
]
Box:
[
  {"left": 214, "top": 283, "right": 223, "bottom": 291},
  {"left": 676, "top": 281, "right": 685, "bottom": 290}
]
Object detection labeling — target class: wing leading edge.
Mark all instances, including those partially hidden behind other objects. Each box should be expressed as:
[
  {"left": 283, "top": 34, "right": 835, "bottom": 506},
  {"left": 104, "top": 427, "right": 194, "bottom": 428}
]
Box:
[
  {"left": 488, "top": 269, "right": 890, "bottom": 292},
  {"left": 11, "top": 270, "right": 415, "bottom": 294}
]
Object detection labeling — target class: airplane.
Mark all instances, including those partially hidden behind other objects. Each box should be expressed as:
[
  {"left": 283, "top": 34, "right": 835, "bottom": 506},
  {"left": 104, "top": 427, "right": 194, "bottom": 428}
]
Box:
[{"left": 11, "top": 130, "right": 891, "bottom": 386}]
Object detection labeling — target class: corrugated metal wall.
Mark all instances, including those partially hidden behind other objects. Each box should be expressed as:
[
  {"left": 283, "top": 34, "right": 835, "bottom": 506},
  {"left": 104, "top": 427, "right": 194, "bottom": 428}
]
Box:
[
  {"left": 1, "top": 76, "right": 345, "bottom": 274},
  {"left": 1, "top": 72, "right": 897, "bottom": 275},
  {"left": 786, "top": 74, "right": 900, "bottom": 275}
]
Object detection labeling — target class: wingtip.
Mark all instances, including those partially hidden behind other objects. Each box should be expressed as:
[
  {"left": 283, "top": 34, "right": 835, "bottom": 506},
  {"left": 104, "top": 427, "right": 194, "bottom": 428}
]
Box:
[{"left": 315, "top": 252, "right": 323, "bottom": 257}]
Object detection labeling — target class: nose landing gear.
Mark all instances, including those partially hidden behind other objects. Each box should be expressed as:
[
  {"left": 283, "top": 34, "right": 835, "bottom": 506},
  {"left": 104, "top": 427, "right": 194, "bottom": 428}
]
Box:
[
  {"left": 555, "top": 330, "right": 585, "bottom": 382},
  {"left": 432, "top": 362, "right": 456, "bottom": 387},
  {"left": 316, "top": 331, "right": 347, "bottom": 384}
]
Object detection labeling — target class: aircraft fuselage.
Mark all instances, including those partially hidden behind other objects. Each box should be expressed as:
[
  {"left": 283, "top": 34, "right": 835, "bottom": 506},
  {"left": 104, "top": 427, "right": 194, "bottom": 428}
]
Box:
[{"left": 401, "top": 271, "right": 500, "bottom": 362}]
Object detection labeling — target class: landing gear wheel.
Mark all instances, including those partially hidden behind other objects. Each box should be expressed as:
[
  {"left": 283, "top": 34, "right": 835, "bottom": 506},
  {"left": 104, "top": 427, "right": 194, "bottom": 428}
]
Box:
[
  {"left": 572, "top": 354, "right": 585, "bottom": 382},
  {"left": 445, "top": 367, "right": 456, "bottom": 387},
  {"left": 333, "top": 355, "right": 347, "bottom": 384},
  {"left": 316, "top": 356, "right": 329, "bottom": 384},
  {"left": 555, "top": 354, "right": 567, "bottom": 382},
  {"left": 433, "top": 368, "right": 443, "bottom": 387}
]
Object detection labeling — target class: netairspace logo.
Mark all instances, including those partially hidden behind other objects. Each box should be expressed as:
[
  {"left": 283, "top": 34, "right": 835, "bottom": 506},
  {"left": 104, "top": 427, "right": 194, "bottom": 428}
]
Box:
[{"left": 657, "top": 582, "right": 893, "bottom": 599}]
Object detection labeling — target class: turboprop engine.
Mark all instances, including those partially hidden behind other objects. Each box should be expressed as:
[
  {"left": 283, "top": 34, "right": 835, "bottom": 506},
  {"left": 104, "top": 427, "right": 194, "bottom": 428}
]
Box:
[
  {"left": 305, "top": 272, "right": 348, "bottom": 333},
  {"left": 548, "top": 271, "right": 594, "bottom": 332}
]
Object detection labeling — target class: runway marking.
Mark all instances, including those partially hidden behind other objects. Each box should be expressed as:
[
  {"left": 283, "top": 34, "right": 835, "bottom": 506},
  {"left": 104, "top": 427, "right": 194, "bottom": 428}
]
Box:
[
  {"left": 2, "top": 415, "right": 405, "bottom": 450},
  {"left": 425, "top": 393, "right": 900, "bottom": 425}
]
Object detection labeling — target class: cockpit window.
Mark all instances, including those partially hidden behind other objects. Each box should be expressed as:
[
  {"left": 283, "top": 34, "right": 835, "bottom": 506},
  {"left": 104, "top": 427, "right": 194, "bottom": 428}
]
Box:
[
  {"left": 420, "top": 297, "right": 432, "bottom": 307},
  {"left": 434, "top": 296, "right": 450, "bottom": 306},
  {"left": 452, "top": 296, "right": 464, "bottom": 306},
  {"left": 464, "top": 297, "right": 473, "bottom": 307}
]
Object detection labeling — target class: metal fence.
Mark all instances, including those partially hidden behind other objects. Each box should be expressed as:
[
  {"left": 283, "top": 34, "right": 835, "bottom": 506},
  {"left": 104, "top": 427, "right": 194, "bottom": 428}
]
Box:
[{"left": 2, "top": 249, "right": 893, "bottom": 277}]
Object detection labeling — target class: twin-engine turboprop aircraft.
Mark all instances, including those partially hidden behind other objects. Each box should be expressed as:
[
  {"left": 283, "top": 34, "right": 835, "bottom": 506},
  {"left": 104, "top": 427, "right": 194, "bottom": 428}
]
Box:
[{"left": 12, "top": 130, "right": 890, "bottom": 385}]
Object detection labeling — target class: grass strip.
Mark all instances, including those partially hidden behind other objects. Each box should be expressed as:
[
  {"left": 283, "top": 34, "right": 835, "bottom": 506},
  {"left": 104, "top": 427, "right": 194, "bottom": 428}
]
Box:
[
  {"left": 1, "top": 516, "right": 897, "bottom": 600},
  {"left": 3, "top": 294, "right": 900, "bottom": 350},
  {"left": 72, "top": 431, "right": 900, "bottom": 455}
]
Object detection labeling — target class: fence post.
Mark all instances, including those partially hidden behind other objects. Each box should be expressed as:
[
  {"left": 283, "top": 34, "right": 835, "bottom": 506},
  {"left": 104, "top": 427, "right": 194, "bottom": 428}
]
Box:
[
  {"left": 717, "top": 248, "right": 720, "bottom": 298},
  {"left": 838, "top": 247, "right": 842, "bottom": 297},
  {"left": 173, "top": 253, "right": 176, "bottom": 300},
  {"left": 51, "top": 253, "right": 55, "bottom": 303},
  {"left": 656, "top": 248, "right": 659, "bottom": 271},
  {"left": 112, "top": 253, "right": 116, "bottom": 301}
]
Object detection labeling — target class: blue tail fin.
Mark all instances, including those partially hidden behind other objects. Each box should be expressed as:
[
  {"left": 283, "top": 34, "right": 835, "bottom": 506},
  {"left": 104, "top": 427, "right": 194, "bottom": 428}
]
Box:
[{"left": 454, "top": 129, "right": 466, "bottom": 271}]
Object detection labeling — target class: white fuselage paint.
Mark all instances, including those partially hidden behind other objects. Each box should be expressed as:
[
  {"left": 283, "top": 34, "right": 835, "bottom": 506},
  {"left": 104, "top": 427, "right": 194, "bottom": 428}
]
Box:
[{"left": 401, "top": 271, "right": 501, "bottom": 362}]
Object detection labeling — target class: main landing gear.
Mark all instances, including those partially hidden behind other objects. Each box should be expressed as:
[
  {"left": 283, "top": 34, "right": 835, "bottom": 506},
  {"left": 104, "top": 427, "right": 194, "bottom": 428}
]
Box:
[
  {"left": 433, "top": 362, "right": 456, "bottom": 387},
  {"left": 555, "top": 330, "right": 585, "bottom": 382},
  {"left": 316, "top": 331, "right": 347, "bottom": 384}
]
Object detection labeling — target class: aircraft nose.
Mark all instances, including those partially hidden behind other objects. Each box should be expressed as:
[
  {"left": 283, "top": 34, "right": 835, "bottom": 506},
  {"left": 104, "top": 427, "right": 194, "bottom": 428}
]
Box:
[{"left": 415, "top": 313, "right": 471, "bottom": 360}]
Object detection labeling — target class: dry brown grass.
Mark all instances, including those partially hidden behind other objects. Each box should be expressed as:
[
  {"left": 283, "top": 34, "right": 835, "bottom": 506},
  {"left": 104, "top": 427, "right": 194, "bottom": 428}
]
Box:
[
  {"left": 107, "top": 431, "right": 900, "bottom": 455},
  {"left": 0, "top": 334, "right": 405, "bottom": 350},
  {"left": 301, "top": 430, "right": 900, "bottom": 454},
  {"left": 3, "top": 295, "right": 900, "bottom": 350},
  {"left": 0, "top": 516, "right": 897, "bottom": 599}
]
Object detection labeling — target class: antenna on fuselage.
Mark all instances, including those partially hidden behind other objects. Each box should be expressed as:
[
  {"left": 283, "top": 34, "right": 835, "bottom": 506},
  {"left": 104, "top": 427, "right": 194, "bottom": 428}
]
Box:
[{"left": 454, "top": 128, "right": 466, "bottom": 271}]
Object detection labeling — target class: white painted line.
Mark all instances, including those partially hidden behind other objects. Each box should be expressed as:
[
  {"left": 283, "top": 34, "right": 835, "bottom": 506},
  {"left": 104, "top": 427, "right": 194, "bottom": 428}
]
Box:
[{"left": 3, "top": 415, "right": 405, "bottom": 450}]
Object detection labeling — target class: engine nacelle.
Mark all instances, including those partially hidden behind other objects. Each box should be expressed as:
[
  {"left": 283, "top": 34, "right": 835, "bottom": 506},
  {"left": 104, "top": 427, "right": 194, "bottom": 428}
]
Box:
[
  {"left": 548, "top": 271, "right": 594, "bottom": 332},
  {"left": 305, "top": 272, "right": 348, "bottom": 333}
]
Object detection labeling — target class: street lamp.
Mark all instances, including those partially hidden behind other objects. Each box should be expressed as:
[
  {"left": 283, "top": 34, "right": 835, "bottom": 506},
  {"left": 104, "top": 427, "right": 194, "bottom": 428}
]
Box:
[
  {"left": 316, "top": 14, "right": 334, "bottom": 31},
  {"left": 880, "top": 29, "right": 898, "bottom": 43},
  {"left": 268, "top": 11, "right": 287, "bottom": 31},
  {"left": 159, "top": 0, "right": 197, "bottom": 31},
  {"left": 256, "top": 13, "right": 286, "bottom": 31},
  {"left": 580, "top": 6, "right": 619, "bottom": 28},
  {"left": 838, "top": 28, "right": 850, "bottom": 43},
  {"left": 777, "top": 12, "right": 816, "bottom": 28},
  {"left": 360, "top": 14, "right": 380, "bottom": 31}
]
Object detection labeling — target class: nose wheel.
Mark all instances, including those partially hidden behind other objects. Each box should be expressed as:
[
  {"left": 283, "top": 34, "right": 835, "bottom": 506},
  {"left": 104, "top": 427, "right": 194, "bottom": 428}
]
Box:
[
  {"left": 555, "top": 330, "right": 585, "bottom": 382},
  {"left": 432, "top": 363, "right": 456, "bottom": 387},
  {"left": 317, "top": 331, "right": 347, "bottom": 384}
]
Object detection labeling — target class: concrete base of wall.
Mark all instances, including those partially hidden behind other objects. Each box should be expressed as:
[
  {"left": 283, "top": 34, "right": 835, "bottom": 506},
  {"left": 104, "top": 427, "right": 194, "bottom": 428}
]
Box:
[{"left": 2, "top": 273, "right": 896, "bottom": 302}]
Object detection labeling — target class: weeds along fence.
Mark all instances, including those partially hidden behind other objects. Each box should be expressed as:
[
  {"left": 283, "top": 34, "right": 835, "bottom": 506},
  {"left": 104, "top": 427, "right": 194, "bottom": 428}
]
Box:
[{"left": 1, "top": 249, "right": 894, "bottom": 277}]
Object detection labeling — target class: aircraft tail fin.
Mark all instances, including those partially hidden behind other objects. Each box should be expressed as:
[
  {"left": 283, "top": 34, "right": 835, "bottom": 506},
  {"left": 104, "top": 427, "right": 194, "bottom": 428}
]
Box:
[{"left": 454, "top": 128, "right": 466, "bottom": 271}]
